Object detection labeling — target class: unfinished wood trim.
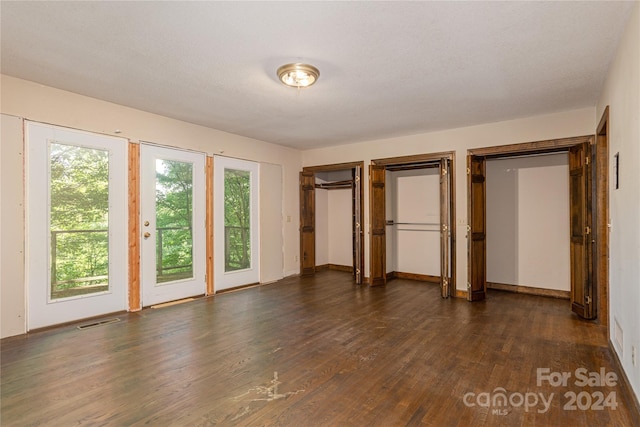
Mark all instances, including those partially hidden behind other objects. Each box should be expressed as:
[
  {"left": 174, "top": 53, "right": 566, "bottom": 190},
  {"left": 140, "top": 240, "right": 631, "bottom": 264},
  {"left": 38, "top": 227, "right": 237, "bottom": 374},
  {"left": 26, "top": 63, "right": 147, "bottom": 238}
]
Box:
[
  {"left": 596, "top": 106, "right": 610, "bottom": 329},
  {"left": 487, "top": 282, "right": 570, "bottom": 299},
  {"left": 468, "top": 135, "right": 593, "bottom": 157},
  {"left": 372, "top": 151, "right": 454, "bottom": 166},
  {"left": 303, "top": 161, "right": 365, "bottom": 173},
  {"left": 128, "top": 142, "right": 141, "bottom": 311},
  {"left": 206, "top": 156, "right": 214, "bottom": 295}
]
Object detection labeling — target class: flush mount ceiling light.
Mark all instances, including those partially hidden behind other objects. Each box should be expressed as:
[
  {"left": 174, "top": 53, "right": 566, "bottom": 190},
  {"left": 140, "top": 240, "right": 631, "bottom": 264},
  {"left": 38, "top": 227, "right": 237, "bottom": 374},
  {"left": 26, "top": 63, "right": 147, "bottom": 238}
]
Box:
[{"left": 277, "top": 63, "right": 320, "bottom": 88}]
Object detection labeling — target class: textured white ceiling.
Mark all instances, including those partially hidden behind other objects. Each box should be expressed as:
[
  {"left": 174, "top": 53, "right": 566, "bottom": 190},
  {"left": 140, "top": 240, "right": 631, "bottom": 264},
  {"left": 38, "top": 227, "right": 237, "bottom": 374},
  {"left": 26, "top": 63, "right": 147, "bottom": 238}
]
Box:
[{"left": 1, "top": 1, "right": 634, "bottom": 149}]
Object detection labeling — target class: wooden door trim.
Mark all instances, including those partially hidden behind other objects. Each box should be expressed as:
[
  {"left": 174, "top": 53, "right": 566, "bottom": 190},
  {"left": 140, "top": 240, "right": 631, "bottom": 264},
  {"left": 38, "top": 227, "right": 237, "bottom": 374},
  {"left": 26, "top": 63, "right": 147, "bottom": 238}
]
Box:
[
  {"left": 301, "top": 162, "right": 364, "bottom": 282},
  {"left": 596, "top": 106, "right": 610, "bottom": 328},
  {"left": 469, "top": 135, "right": 593, "bottom": 158},
  {"left": 370, "top": 152, "right": 456, "bottom": 292},
  {"left": 303, "top": 161, "right": 365, "bottom": 173},
  {"left": 127, "top": 142, "right": 141, "bottom": 311},
  {"left": 372, "top": 152, "right": 454, "bottom": 166},
  {"left": 467, "top": 135, "right": 601, "bottom": 316}
]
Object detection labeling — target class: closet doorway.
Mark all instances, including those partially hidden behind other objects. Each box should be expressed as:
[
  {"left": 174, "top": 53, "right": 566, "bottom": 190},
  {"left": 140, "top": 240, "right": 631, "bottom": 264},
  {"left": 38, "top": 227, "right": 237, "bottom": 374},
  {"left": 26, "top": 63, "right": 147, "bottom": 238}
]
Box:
[
  {"left": 369, "top": 152, "right": 455, "bottom": 297},
  {"left": 300, "top": 162, "right": 364, "bottom": 284},
  {"left": 467, "top": 135, "right": 602, "bottom": 321}
]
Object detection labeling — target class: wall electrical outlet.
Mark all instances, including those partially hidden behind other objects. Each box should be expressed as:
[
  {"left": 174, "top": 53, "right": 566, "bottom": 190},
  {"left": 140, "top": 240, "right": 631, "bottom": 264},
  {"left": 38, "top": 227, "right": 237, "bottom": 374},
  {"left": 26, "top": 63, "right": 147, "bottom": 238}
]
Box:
[
  {"left": 632, "top": 345, "right": 637, "bottom": 367},
  {"left": 294, "top": 255, "right": 299, "bottom": 263}
]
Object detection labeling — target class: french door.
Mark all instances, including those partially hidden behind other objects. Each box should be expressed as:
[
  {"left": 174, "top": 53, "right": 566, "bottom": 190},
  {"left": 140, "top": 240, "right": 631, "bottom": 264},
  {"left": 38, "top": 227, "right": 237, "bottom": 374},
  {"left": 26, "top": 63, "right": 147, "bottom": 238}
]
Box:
[
  {"left": 214, "top": 156, "right": 260, "bottom": 291},
  {"left": 26, "top": 122, "right": 128, "bottom": 329},
  {"left": 140, "top": 144, "right": 206, "bottom": 306}
]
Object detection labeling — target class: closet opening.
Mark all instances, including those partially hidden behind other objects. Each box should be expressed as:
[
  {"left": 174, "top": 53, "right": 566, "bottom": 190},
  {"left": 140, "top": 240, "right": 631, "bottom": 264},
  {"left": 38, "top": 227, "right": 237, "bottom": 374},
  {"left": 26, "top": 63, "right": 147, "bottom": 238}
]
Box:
[
  {"left": 467, "top": 135, "right": 604, "bottom": 321},
  {"left": 300, "top": 162, "right": 364, "bottom": 284},
  {"left": 369, "top": 152, "right": 455, "bottom": 297}
]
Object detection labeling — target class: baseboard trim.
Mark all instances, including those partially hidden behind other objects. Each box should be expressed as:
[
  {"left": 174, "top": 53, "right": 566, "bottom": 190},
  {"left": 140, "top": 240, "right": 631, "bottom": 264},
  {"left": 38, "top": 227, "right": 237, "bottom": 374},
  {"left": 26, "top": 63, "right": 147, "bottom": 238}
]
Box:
[
  {"left": 487, "top": 282, "right": 570, "bottom": 299},
  {"left": 609, "top": 341, "right": 640, "bottom": 424},
  {"left": 328, "top": 264, "right": 353, "bottom": 273},
  {"left": 387, "top": 271, "right": 441, "bottom": 283},
  {"left": 455, "top": 290, "right": 468, "bottom": 299}
]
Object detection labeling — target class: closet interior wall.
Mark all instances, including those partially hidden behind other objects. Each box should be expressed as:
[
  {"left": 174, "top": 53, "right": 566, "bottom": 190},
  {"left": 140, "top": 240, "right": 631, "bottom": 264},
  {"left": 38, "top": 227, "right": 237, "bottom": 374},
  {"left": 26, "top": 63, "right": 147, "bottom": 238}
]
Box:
[
  {"left": 315, "top": 170, "right": 353, "bottom": 271},
  {"left": 486, "top": 153, "right": 571, "bottom": 293},
  {"left": 386, "top": 167, "right": 441, "bottom": 280}
]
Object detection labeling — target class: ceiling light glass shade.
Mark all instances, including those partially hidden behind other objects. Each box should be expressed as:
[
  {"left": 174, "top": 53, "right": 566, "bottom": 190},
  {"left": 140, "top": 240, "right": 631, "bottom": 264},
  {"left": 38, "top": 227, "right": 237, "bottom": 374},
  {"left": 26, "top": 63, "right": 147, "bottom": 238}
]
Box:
[{"left": 277, "top": 63, "right": 320, "bottom": 88}]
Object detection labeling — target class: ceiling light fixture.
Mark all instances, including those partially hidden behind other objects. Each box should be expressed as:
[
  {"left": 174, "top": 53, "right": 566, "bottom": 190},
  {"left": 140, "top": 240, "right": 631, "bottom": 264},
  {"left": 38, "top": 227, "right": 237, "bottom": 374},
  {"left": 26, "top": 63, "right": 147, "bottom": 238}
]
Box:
[{"left": 277, "top": 63, "right": 320, "bottom": 88}]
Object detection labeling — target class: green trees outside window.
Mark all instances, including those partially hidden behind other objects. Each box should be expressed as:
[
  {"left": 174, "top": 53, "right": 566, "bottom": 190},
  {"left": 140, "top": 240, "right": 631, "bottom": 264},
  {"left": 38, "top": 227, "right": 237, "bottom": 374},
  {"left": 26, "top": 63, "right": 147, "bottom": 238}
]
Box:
[
  {"left": 224, "top": 169, "right": 251, "bottom": 271},
  {"left": 50, "top": 143, "right": 109, "bottom": 299},
  {"left": 155, "top": 159, "right": 194, "bottom": 283}
]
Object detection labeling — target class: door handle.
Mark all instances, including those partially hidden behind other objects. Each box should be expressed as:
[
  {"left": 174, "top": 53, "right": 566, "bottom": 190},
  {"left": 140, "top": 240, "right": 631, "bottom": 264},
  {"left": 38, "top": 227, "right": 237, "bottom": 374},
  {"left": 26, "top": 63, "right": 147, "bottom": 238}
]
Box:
[{"left": 143, "top": 232, "right": 151, "bottom": 239}]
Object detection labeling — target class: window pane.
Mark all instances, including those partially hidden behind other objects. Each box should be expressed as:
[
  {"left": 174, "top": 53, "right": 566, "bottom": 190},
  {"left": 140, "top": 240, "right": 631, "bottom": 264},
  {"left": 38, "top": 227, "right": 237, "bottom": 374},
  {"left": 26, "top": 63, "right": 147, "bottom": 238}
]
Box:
[
  {"left": 50, "top": 143, "right": 109, "bottom": 300},
  {"left": 156, "top": 159, "right": 194, "bottom": 283},
  {"left": 224, "top": 169, "right": 251, "bottom": 272}
]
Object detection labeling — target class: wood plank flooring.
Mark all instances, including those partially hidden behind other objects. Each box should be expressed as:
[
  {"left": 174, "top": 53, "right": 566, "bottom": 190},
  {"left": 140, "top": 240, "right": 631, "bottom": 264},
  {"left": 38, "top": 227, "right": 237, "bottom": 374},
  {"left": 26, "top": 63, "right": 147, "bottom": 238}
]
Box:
[{"left": 2, "top": 270, "right": 638, "bottom": 426}]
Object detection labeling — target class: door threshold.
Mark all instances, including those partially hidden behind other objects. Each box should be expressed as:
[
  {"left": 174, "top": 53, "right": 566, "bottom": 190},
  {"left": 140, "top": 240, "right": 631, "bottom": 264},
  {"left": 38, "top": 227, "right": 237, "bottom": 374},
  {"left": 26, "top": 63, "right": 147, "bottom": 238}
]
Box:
[{"left": 151, "top": 297, "right": 196, "bottom": 309}]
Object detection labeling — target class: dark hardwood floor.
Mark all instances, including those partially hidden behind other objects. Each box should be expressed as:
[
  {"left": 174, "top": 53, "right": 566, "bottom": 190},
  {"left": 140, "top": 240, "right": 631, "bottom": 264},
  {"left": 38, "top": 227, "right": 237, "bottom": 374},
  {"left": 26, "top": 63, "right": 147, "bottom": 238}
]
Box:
[{"left": 2, "top": 270, "right": 638, "bottom": 426}]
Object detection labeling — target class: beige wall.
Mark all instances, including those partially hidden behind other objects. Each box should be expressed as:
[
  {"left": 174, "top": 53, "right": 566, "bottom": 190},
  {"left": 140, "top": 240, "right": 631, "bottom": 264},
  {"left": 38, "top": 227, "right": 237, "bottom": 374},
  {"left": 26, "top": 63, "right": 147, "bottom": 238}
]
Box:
[
  {"left": 0, "top": 75, "right": 302, "bottom": 337},
  {"left": 596, "top": 2, "right": 640, "bottom": 401},
  {"left": 1, "top": 115, "right": 26, "bottom": 338},
  {"left": 302, "top": 107, "right": 595, "bottom": 289}
]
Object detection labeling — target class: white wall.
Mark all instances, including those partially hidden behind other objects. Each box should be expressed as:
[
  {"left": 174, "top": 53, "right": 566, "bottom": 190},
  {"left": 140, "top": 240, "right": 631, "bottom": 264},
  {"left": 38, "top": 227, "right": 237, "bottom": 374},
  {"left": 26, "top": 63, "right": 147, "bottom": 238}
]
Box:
[
  {"left": 302, "top": 107, "right": 595, "bottom": 290},
  {"left": 0, "top": 75, "right": 302, "bottom": 337},
  {"left": 389, "top": 169, "right": 440, "bottom": 277},
  {"left": 327, "top": 188, "right": 352, "bottom": 267},
  {"left": 486, "top": 154, "right": 570, "bottom": 291},
  {"left": 597, "top": 2, "right": 640, "bottom": 401}
]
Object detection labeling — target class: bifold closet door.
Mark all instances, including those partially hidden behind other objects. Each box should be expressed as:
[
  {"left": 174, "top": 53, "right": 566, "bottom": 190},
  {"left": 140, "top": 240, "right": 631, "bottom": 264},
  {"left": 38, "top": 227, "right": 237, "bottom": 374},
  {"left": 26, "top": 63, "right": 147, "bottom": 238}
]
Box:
[
  {"left": 569, "top": 142, "right": 595, "bottom": 319},
  {"left": 300, "top": 171, "right": 316, "bottom": 276},
  {"left": 440, "top": 158, "right": 451, "bottom": 298},
  {"left": 467, "top": 155, "right": 486, "bottom": 301},
  {"left": 369, "top": 164, "right": 386, "bottom": 286}
]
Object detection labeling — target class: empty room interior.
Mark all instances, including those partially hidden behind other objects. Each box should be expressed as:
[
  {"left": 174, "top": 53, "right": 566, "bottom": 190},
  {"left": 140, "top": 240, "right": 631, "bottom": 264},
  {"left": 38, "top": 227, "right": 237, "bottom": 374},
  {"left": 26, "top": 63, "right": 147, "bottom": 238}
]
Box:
[{"left": 1, "top": 2, "right": 639, "bottom": 426}]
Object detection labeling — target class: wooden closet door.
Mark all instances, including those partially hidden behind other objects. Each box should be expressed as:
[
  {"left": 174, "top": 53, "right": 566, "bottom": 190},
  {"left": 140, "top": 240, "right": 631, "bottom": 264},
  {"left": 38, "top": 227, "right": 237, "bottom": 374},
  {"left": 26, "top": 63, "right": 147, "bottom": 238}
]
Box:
[
  {"left": 369, "top": 165, "right": 386, "bottom": 286},
  {"left": 569, "top": 142, "right": 595, "bottom": 319},
  {"left": 353, "top": 166, "right": 363, "bottom": 284},
  {"left": 440, "top": 158, "right": 451, "bottom": 298},
  {"left": 299, "top": 171, "right": 316, "bottom": 276},
  {"left": 467, "top": 155, "right": 486, "bottom": 301}
]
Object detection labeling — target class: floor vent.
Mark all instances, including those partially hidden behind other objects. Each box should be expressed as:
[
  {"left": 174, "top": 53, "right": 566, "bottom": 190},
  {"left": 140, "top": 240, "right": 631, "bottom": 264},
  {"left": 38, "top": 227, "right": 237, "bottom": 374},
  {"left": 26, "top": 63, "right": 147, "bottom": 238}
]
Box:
[{"left": 77, "top": 318, "right": 120, "bottom": 330}]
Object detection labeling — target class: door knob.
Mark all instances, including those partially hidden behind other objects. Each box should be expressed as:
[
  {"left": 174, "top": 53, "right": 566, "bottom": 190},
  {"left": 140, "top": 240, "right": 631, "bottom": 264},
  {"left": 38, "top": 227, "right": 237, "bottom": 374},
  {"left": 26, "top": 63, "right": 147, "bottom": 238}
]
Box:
[{"left": 143, "top": 232, "right": 151, "bottom": 239}]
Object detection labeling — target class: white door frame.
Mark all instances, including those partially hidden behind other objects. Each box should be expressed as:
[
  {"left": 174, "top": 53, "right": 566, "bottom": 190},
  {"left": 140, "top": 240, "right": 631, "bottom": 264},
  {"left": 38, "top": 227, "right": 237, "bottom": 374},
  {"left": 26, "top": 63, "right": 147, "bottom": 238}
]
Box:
[{"left": 26, "top": 121, "right": 128, "bottom": 330}]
